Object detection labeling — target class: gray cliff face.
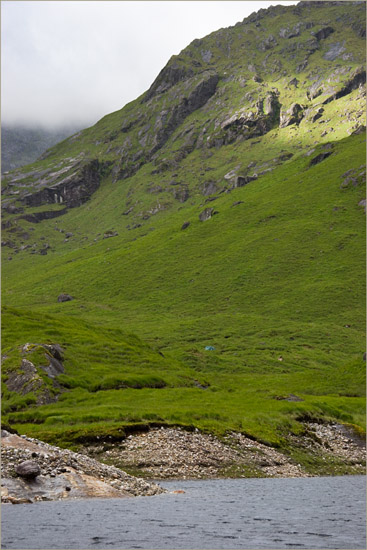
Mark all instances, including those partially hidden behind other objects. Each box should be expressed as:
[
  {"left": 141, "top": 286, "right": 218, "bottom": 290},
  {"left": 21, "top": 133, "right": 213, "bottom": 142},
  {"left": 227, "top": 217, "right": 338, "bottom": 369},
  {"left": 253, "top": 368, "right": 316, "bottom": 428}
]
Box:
[{"left": 22, "top": 159, "right": 103, "bottom": 208}]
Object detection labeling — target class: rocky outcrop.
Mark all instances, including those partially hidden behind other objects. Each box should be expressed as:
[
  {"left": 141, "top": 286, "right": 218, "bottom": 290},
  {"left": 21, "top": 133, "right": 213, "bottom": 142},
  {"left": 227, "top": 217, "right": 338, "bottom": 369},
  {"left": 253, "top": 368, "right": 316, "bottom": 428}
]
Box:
[
  {"left": 143, "top": 59, "right": 195, "bottom": 102},
  {"left": 173, "top": 186, "right": 190, "bottom": 203},
  {"left": 323, "top": 67, "right": 366, "bottom": 104},
  {"left": 199, "top": 207, "right": 215, "bottom": 221},
  {"left": 209, "top": 97, "right": 281, "bottom": 149},
  {"left": 279, "top": 103, "right": 304, "bottom": 128},
  {"left": 1, "top": 431, "right": 165, "bottom": 504},
  {"left": 3, "top": 343, "right": 66, "bottom": 405},
  {"left": 20, "top": 208, "right": 68, "bottom": 224},
  {"left": 309, "top": 151, "right": 333, "bottom": 166},
  {"left": 314, "top": 26, "right": 334, "bottom": 41},
  {"left": 150, "top": 72, "right": 219, "bottom": 155},
  {"left": 22, "top": 159, "right": 103, "bottom": 209}
]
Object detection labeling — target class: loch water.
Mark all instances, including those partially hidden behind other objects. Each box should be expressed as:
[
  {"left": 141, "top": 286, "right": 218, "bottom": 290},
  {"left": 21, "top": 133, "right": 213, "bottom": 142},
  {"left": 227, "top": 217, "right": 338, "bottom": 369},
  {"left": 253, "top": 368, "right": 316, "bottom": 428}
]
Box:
[{"left": 1, "top": 476, "right": 366, "bottom": 550}]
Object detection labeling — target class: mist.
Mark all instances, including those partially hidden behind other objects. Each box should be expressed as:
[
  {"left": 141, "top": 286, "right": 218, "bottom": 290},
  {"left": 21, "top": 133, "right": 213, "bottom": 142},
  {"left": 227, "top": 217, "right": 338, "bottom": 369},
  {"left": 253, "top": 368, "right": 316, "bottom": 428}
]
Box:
[{"left": 1, "top": 1, "right": 297, "bottom": 131}]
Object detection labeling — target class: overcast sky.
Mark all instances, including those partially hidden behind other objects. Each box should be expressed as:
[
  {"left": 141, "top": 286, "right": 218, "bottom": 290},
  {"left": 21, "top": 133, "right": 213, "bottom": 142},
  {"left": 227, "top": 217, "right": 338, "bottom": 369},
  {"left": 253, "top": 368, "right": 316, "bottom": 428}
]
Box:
[{"left": 1, "top": 1, "right": 297, "bottom": 130}]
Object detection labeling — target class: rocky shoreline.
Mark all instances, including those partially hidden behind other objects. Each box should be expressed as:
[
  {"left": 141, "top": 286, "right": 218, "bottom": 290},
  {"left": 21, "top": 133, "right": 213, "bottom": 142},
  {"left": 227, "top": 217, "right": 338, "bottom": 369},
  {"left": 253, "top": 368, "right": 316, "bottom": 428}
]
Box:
[
  {"left": 1, "top": 430, "right": 165, "bottom": 504},
  {"left": 1, "top": 422, "right": 365, "bottom": 504},
  {"left": 83, "top": 423, "right": 366, "bottom": 480}
]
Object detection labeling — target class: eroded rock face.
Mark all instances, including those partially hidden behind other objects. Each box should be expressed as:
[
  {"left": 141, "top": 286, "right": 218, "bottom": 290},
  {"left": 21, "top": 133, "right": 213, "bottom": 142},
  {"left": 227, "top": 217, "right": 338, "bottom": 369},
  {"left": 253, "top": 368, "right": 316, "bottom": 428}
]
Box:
[
  {"left": 143, "top": 61, "right": 195, "bottom": 102},
  {"left": 150, "top": 72, "right": 219, "bottom": 156},
  {"left": 22, "top": 159, "right": 103, "bottom": 209}
]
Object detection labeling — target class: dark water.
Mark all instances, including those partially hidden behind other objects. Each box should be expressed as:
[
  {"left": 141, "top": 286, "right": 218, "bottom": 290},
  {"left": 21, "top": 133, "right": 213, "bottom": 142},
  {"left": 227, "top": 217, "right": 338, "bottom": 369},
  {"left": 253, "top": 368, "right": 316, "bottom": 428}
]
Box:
[{"left": 1, "top": 476, "right": 366, "bottom": 550}]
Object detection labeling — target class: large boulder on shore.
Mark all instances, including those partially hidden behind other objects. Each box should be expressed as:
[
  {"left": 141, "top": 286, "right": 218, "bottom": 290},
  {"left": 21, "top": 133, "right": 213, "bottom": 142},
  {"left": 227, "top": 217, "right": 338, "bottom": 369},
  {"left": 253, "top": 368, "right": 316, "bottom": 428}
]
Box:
[{"left": 15, "top": 461, "right": 41, "bottom": 479}]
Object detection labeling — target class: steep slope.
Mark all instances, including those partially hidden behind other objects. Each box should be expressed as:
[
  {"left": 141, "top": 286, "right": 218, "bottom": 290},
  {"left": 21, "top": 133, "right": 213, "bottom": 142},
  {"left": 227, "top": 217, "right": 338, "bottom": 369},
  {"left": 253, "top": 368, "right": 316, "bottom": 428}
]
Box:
[{"left": 1, "top": 1, "right": 366, "bottom": 471}]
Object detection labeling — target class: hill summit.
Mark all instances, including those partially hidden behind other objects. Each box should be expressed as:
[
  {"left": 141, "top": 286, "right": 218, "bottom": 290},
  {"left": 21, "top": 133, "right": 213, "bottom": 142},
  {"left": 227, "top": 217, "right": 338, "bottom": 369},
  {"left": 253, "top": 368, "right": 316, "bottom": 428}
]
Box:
[{"left": 1, "top": 1, "right": 366, "bottom": 475}]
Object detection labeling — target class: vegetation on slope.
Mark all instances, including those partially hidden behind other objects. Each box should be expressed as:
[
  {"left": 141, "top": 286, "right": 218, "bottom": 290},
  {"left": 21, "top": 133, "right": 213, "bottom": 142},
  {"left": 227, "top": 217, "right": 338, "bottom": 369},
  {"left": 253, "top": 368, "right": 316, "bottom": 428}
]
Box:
[{"left": 1, "top": 1, "right": 366, "bottom": 468}]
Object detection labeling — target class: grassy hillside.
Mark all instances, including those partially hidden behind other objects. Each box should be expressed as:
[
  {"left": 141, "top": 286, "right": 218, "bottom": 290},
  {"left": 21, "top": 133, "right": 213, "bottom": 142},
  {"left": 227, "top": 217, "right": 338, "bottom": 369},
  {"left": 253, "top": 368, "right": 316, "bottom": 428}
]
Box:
[{"left": 1, "top": 1, "right": 366, "bottom": 464}]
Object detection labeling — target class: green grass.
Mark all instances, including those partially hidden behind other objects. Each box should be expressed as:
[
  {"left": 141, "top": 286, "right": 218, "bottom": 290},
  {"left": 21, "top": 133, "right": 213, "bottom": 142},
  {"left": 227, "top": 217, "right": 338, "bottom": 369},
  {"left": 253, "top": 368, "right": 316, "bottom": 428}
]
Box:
[{"left": 2, "top": 134, "right": 365, "bottom": 456}]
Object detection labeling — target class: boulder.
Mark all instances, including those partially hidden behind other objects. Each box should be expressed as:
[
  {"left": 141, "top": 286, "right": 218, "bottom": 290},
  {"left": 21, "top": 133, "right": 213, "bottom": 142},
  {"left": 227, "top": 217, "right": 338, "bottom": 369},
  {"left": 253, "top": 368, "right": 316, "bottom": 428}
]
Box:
[
  {"left": 199, "top": 208, "right": 214, "bottom": 222},
  {"left": 15, "top": 461, "right": 41, "bottom": 479},
  {"left": 57, "top": 293, "right": 73, "bottom": 303},
  {"left": 103, "top": 230, "right": 118, "bottom": 239}
]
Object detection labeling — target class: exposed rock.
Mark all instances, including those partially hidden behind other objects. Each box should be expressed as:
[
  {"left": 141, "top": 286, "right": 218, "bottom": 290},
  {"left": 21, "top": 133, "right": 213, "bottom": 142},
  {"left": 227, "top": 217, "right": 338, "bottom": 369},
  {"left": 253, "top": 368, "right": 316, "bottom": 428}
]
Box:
[
  {"left": 310, "top": 107, "right": 324, "bottom": 122},
  {"left": 352, "top": 21, "right": 366, "bottom": 38},
  {"left": 199, "top": 207, "right": 214, "bottom": 221},
  {"left": 279, "top": 24, "right": 301, "bottom": 39},
  {"left": 201, "top": 181, "right": 217, "bottom": 196},
  {"left": 288, "top": 77, "right": 299, "bottom": 87},
  {"left": 224, "top": 167, "right": 240, "bottom": 181},
  {"left": 258, "top": 34, "right": 278, "bottom": 51},
  {"left": 181, "top": 221, "right": 190, "bottom": 230},
  {"left": 143, "top": 61, "right": 194, "bottom": 102},
  {"left": 21, "top": 159, "right": 103, "bottom": 209},
  {"left": 19, "top": 208, "right": 68, "bottom": 224},
  {"left": 173, "top": 186, "right": 189, "bottom": 203},
  {"left": 309, "top": 151, "right": 333, "bottom": 166},
  {"left": 15, "top": 461, "right": 41, "bottom": 479},
  {"left": 307, "top": 79, "right": 324, "bottom": 100},
  {"left": 57, "top": 293, "right": 73, "bottom": 302},
  {"left": 323, "top": 41, "right": 346, "bottom": 61},
  {"left": 323, "top": 68, "right": 366, "bottom": 104},
  {"left": 1, "top": 432, "right": 165, "bottom": 503},
  {"left": 264, "top": 92, "right": 281, "bottom": 119},
  {"left": 3, "top": 204, "right": 24, "bottom": 214},
  {"left": 103, "top": 230, "right": 119, "bottom": 239},
  {"left": 233, "top": 175, "right": 258, "bottom": 188},
  {"left": 214, "top": 98, "right": 280, "bottom": 148},
  {"left": 314, "top": 26, "right": 334, "bottom": 41},
  {"left": 279, "top": 103, "right": 304, "bottom": 128},
  {"left": 358, "top": 199, "right": 366, "bottom": 212},
  {"left": 201, "top": 49, "right": 213, "bottom": 63},
  {"left": 149, "top": 71, "right": 219, "bottom": 157}
]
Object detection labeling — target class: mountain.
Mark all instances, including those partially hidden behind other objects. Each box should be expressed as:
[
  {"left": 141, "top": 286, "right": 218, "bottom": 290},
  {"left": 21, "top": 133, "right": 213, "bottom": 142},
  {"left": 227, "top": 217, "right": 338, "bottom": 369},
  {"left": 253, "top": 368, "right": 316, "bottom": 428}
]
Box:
[
  {"left": 1, "top": 1, "right": 366, "bottom": 474},
  {"left": 1, "top": 124, "right": 83, "bottom": 174}
]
